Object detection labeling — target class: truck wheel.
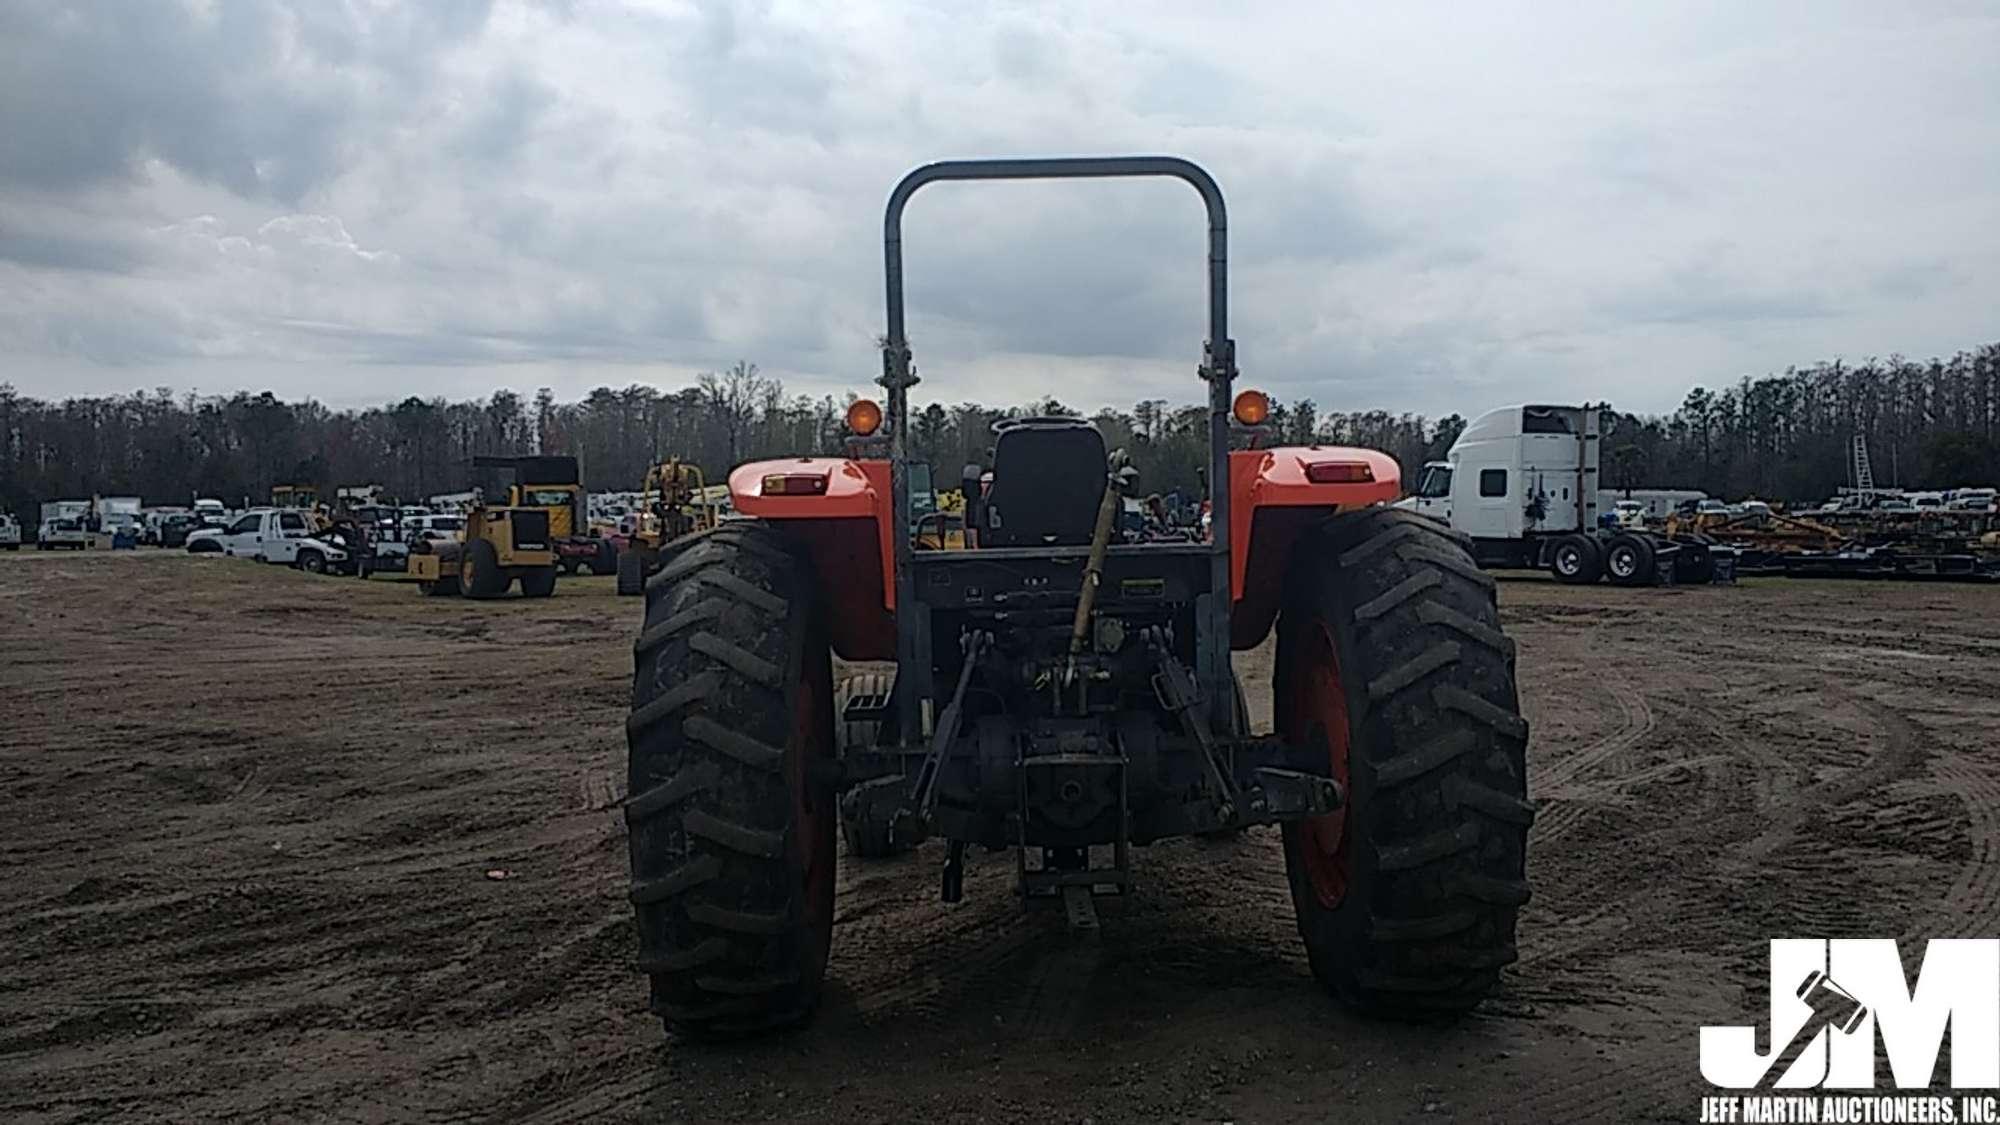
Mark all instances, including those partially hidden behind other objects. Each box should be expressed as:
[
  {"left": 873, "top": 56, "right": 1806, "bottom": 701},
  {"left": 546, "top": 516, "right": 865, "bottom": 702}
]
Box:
[
  {"left": 1276, "top": 508, "right": 1531, "bottom": 1018},
  {"left": 616, "top": 547, "right": 647, "bottom": 596},
  {"left": 593, "top": 538, "right": 620, "bottom": 576},
  {"left": 1604, "top": 533, "right": 1656, "bottom": 586},
  {"left": 625, "top": 521, "right": 836, "bottom": 1039},
  {"left": 297, "top": 549, "right": 327, "bottom": 575},
  {"left": 1674, "top": 538, "right": 1715, "bottom": 584},
  {"left": 519, "top": 565, "right": 558, "bottom": 598},
  {"left": 462, "top": 538, "right": 508, "bottom": 599},
  {"left": 835, "top": 671, "right": 907, "bottom": 858},
  {"left": 1548, "top": 534, "right": 1601, "bottom": 585}
]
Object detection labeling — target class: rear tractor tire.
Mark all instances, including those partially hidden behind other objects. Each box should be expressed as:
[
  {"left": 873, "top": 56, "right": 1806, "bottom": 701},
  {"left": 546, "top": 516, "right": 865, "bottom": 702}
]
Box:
[
  {"left": 624, "top": 521, "right": 836, "bottom": 1039},
  {"left": 1276, "top": 508, "right": 1531, "bottom": 1018}
]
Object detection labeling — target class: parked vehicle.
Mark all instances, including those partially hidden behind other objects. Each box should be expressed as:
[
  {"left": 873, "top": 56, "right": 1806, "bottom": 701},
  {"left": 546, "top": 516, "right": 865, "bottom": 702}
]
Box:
[
  {"left": 472, "top": 455, "right": 619, "bottom": 578},
  {"left": 96, "top": 496, "right": 143, "bottom": 539},
  {"left": 367, "top": 512, "right": 463, "bottom": 573},
  {"left": 37, "top": 516, "right": 90, "bottom": 550},
  {"left": 38, "top": 501, "right": 92, "bottom": 549},
  {"left": 619, "top": 156, "right": 1530, "bottom": 1039},
  {"left": 154, "top": 512, "right": 200, "bottom": 549},
  {"left": 402, "top": 513, "right": 464, "bottom": 543},
  {"left": 184, "top": 508, "right": 352, "bottom": 573},
  {"left": 407, "top": 494, "right": 558, "bottom": 598},
  {"left": 1948, "top": 488, "right": 1995, "bottom": 512},
  {"left": 1395, "top": 404, "right": 1729, "bottom": 585},
  {"left": 613, "top": 457, "right": 717, "bottom": 593},
  {"left": 0, "top": 513, "right": 20, "bottom": 550}
]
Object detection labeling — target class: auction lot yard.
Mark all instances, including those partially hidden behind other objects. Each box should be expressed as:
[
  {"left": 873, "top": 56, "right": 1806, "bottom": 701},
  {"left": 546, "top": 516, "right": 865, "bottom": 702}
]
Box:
[{"left": 3, "top": 550, "right": 1996, "bottom": 1123}]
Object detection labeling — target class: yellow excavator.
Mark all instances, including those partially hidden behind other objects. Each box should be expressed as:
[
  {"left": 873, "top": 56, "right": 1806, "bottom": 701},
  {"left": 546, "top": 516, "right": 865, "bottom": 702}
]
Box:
[{"left": 616, "top": 458, "right": 720, "bottom": 595}]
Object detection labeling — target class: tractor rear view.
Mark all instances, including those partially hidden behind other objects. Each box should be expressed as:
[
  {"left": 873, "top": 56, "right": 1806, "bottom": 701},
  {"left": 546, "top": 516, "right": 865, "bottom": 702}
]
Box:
[{"left": 622, "top": 157, "right": 1531, "bottom": 1039}]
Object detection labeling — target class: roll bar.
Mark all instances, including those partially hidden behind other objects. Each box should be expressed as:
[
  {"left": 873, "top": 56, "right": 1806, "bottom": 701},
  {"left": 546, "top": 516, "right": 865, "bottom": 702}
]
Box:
[{"left": 877, "top": 156, "right": 1240, "bottom": 733}]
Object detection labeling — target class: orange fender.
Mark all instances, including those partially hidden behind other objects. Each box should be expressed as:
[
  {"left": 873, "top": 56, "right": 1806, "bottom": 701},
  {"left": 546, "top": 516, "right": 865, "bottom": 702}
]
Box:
[
  {"left": 1228, "top": 447, "right": 1402, "bottom": 648},
  {"left": 728, "top": 458, "right": 897, "bottom": 661}
]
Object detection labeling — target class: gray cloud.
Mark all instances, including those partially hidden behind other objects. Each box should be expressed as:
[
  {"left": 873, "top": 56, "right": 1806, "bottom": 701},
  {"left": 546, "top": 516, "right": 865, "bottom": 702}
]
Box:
[
  {"left": 0, "top": 0, "right": 1996, "bottom": 419},
  {"left": 0, "top": 1, "right": 492, "bottom": 203}
]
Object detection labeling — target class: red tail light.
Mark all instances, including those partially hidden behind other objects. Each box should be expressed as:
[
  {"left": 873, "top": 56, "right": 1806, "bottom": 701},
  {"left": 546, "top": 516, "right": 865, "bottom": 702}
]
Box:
[
  {"left": 761, "top": 473, "right": 830, "bottom": 496},
  {"left": 1305, "top": 460, "right": 1374, "bottom": 484}
]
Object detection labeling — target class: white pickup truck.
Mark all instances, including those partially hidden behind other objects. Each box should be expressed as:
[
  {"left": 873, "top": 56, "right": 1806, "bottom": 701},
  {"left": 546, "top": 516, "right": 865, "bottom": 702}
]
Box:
[{"left": 184, "top": 508, "right": 352, "bottom": 574}]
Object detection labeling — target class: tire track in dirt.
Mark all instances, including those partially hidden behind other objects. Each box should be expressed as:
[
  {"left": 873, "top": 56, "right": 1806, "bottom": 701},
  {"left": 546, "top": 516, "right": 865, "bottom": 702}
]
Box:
[
  {"left": 1507, "top": 685, "right": 1930, "bottom": 1122},
  {"left": 1528, "top": 640, "right": 1660, "bottom": 846},
  {"left": 1929, "top": 726, "right": 2000, "bottom": 939}
]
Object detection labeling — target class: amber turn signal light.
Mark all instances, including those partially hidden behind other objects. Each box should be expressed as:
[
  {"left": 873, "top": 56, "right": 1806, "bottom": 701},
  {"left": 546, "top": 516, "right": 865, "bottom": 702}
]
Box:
[
  {"left": 1232, "top": 388, "right": 1270, "bottom": 426},
  {"left": 1305, "top": 460, "right": 1374, "bottom": 484},
  {"left": 761, "top": 473, "right": 830, "bottom": 496},
  {"left": 847, "top": 398, "right": 883, "bottom": 436}
]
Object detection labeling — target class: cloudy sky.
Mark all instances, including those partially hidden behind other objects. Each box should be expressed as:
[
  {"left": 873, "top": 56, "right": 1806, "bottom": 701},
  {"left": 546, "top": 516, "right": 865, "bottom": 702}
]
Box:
[{"left": 1, "top": 1, "right": 1995, "bottom": 418}]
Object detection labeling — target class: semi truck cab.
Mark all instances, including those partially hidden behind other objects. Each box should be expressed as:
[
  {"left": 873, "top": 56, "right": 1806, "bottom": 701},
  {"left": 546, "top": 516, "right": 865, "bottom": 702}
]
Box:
[{"left": 1396, "top": 404, "right": 1724, "bottom": 585}]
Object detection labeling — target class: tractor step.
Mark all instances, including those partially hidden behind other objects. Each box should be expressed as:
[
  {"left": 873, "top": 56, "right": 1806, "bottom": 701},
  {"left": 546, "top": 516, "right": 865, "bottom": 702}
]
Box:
[{"left": 841, "top": 693, "right": 892, "bottom": 725}]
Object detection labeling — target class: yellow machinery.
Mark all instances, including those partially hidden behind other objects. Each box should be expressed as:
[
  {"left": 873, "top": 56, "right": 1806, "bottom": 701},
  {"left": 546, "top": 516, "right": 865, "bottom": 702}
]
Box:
[
  {"left": 912, "top": 479, "right": 968, "bottom": 550},
  {"left": 485, "top": 455, "right": 617, "bottom": 576},
  {"left": 272, "top": 484, "right": 319, "bottom": 510},
  {"left": 1663, "top": 509, "right": 1845, "bottom": 555},
  {"left": 408, "top": 466, "right": 559, "bottom": 599},
  {"left": 616, "top": 459, "right": 720, "bottom": 595}
]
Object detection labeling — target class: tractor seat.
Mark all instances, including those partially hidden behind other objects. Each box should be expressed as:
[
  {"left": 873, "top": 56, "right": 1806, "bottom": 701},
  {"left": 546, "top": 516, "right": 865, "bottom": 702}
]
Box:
[{"left": 982, "top": 418, "right": 1107, "bottom": 547}]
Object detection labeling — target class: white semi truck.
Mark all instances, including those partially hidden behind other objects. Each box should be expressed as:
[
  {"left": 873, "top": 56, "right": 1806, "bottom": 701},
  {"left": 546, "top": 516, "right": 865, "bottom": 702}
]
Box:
[{"left": 1395, "top": 404, "right": 1727, "bottom": 585}]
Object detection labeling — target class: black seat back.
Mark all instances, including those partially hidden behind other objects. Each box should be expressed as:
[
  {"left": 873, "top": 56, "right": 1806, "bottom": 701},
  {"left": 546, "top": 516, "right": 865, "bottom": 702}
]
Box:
[{"left": 982, "top": 419, "right": 1107, "bottom": 547}]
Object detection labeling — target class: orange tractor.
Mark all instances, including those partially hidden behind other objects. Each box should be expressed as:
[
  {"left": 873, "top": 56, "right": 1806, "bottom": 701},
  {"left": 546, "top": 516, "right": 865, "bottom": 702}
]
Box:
[{"left": 622, "top": 157, "right": 1531, "bottom": 1039}]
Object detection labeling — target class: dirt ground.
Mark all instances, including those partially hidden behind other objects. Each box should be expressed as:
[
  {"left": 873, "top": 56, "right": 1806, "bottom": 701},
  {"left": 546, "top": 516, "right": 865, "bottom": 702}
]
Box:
[{"left": 3, "top": 550, "right": 1995, "bottom": 1123}]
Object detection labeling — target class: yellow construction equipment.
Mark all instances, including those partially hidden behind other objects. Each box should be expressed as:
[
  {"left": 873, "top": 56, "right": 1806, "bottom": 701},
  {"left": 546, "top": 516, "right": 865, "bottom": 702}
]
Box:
[
  {"left": 486, "top": 455, "right": 617, "bottom": 575},
  {"left": 272, "top": 484, "right": 320, "bottom": 511},
  {"left": 616, "top": 459, "right": 719, "bottom": 595},
  {"left": 408, "top": 459, "right": 560, "bottom": 599}
]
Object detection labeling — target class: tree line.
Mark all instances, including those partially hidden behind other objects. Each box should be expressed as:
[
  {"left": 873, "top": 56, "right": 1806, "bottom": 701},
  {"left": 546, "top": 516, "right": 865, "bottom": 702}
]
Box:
[{"left": 3, "top": 344, "right": 1997, "bottom": 523}]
